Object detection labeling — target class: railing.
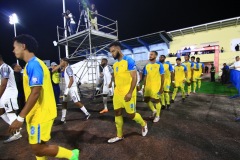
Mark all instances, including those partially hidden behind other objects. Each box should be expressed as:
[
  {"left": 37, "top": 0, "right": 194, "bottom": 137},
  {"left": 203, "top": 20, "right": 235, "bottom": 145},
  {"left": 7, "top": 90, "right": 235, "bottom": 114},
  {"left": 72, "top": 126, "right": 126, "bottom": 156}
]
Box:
[{"left": 57, "top": 9, "right": 118, "bottom": 41}]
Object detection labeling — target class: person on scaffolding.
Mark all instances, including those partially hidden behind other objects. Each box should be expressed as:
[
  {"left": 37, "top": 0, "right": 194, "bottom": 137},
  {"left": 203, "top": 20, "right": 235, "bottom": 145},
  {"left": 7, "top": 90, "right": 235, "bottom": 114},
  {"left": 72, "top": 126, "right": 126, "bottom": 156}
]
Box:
[
  {"left": 90, "top": 4, "right": 99, "bottom": 30},
  {"left": 63, "top": 10, "right": 76, "bottom": 35}
]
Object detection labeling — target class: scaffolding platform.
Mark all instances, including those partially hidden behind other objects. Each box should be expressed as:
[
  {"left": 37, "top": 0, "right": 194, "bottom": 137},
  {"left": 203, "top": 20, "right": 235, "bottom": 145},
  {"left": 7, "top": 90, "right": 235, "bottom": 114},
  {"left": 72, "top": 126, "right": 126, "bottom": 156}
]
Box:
[{"left": 58, "top": 29, "right": 118, "bottom": 48}]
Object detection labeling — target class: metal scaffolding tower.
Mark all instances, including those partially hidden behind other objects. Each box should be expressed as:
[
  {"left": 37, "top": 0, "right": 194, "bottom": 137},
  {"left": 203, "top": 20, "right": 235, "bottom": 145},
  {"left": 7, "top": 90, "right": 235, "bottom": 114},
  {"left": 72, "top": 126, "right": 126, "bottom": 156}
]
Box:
[{"left": 56, "top": 9, "right": 118, "bottom": 98}]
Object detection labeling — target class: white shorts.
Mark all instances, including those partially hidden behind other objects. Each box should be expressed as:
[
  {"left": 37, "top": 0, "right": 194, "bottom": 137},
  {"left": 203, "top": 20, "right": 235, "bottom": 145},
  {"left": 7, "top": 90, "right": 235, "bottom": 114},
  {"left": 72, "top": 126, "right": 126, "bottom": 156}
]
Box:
[
  {"left": 0, "top": 98, "right": 19, "bottom": 113},
  {"left": 63, "top": 87, "right": 81, "bottom": 103},
  {"left": 102, "top": 82, "right": 114, "bottom": 96}
]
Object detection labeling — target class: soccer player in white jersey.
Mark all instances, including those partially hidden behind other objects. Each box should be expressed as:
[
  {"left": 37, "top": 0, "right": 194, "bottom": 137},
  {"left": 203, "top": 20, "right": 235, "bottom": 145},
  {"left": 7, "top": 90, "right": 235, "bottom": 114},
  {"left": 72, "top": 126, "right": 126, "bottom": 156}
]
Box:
[
  {"left": 53, "top": 58, "right": 90, "bottom": 124},
  {"left": 0, "top": 55, "right": 22, "bottom": 143},
  {"left": 99, "top": 58, "right": 114, "bottom": 114}
]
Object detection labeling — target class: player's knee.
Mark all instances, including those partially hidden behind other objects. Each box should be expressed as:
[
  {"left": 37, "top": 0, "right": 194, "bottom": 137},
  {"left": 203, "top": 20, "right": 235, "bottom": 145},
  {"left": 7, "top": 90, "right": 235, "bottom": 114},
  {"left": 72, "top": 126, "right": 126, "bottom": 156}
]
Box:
[
  {"left": 127, "top": 113, "right": 135, "bottom": 119},
  {"left": 114, "top": 109, "right": 122, "bottom": 116},
  {"left": 31, "top": 144, "right": 46, "bottom": 157}
]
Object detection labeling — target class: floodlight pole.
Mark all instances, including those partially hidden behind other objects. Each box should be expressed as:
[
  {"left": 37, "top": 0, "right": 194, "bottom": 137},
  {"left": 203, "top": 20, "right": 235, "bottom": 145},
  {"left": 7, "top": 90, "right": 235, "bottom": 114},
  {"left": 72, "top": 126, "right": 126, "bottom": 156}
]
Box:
[
  {"left": 12, "top": 18, "right": 19, "bottom": 64},
  {"left": 62, "top": 0, "right": 69, "bottom": 58}
]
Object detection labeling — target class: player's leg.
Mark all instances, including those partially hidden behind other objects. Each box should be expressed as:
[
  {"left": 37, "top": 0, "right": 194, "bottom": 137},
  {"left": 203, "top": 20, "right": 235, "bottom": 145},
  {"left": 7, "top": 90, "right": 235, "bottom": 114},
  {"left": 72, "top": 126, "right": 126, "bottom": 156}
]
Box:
[
  {"left": 187, "top": 78, "right": 191, "bottom": 96},
  {"left": 198, "top": 78, "right": 202, "bottom": 89},
  {"left": 125, "top": 96, "right": 148, "bottom": 136},
  {"left": 2, "top": 98, "right": 22, "bottom": 143},
  {"left": 61, "top": 94, "right": 68, "bottom": 123},
  {"left": 164, "top": 80, "right": 171, "bottom": 110},
  {"left": 100, "top": 94, "right": 108, "bottom": 114},
  {"left": 193, "top": 79, "right": 197, "bottom": 93},
  {"left": 70, "top": 87, "right": 90, "bottom": 120},
  {"left": 108, "top": 95, "right": 124, "bottom": 143},
  {"left": 181, "top": 83, "right": 186, "bottom": 102},
  {"left": 144, "top": 96, "right": 156, "bottom": 119},
  {"left": 171, "top": 82, "right": 179, "bottom": 102},
  {"left": 152, "top": 98, "right": 161, "bottom": 123},
  {"left": 100, "top": 84, "right": 110, "bottom": 114},
  {"left": 160, "top": 94, "right": 165, "bottom": 109},
  {"left": 28, "top": 121, "right": 79, "bottom": 160}
]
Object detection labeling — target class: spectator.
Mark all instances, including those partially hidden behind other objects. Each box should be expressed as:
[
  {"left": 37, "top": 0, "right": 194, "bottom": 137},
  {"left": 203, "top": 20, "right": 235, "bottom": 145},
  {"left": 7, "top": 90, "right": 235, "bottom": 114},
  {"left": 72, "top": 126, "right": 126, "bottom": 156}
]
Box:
[
  {"left": 221, "top": 47, "right": 224, "bottom": 53},
  {"left": 90, "top": 4, "right": 98, "bottom": 30},
  {"left": 210, "top": 64, "right": 215, "bottom": 82},
  {"left": 11, "top": 63, "right": 25, "bottom": 115},
  {"left": 205, "top": 65, "right": 209, "bottom": 73},
  {"left": 229, "top": 56, "right": 240, "bottom": 71},
  {"left": 49, "top": 62, "right": 61, "bottom": 106},
  {"left": 221, "top": 63, "right": 229, "bottom": 84},
  {"left": 235, "top": 44, "right": 239, "bottom": 51}
]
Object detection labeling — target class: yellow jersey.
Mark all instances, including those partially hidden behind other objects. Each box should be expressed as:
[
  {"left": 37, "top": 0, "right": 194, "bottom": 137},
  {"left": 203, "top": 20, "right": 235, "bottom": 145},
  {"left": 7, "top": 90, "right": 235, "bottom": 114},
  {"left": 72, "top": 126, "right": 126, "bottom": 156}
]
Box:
[
  {"left": 143, "top": 62, "right": 164, "bottom": 89},
  {"left": 160, "top": 61, "right": 173, "bottom": 80},
  {"left": 174, "top": 65, "right": 187, "bottom": 81},
  {"left": 192, "top": 62, "right": 200, "bottom": 77},
  {"left": 196, "top": 62, "right": 204, "bottom": 75},
  {"left": 23, "top": 57, "right": 57, "bottom": 124},
  {"left": 182, "top": 61, "right": 194, "bottom": 78},
  {"left": 113, "top": 55, "right": 136, "bottom": 96}
]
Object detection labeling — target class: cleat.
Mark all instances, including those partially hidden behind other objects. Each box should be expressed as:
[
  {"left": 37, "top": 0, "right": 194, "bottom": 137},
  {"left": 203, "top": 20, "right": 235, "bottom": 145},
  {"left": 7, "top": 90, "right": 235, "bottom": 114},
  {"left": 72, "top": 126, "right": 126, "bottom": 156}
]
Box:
[
  {"left": 167, "top": 105, "right": 170, "bottom": 111},
  {"left": 99, "top": 109, "right": 109, "bottom": 114},
  {"left": 170, "top": 99, "right": 174, "bottom": 103},
  {"left": 149, "top": 110, "right": 156, "bottom": 119},
  {"left": 3, "top": 132, "right": 22, "bottom": 143},
  {"left": 161, "top": 105, "right": 166, "bottom": 110},
  {"left": 153, "top": 116, "right": 160, "bottom": 123},
  {"left": 85, "top": 114, "right": 91, "bottom": 120},
  {"left": 182, "top": 98, "right": 185, "bottom": 102},
  {"left": 142, "top": 121, "right": 148, "bottom": 137},
  {"left": 70, "top": 149, "right": 80, "bottom": 160},
  {"left": 108, "top": 137, "right": 124, "bottom": 143}
]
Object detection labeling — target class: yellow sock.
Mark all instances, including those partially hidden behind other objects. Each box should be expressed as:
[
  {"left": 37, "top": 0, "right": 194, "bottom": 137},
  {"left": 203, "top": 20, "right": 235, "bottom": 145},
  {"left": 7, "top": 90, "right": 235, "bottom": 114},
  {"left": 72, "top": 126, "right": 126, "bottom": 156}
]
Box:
[
  {"left": 172, "top": 88, "right": 178, "bottom": 100},
  {"left": 155, "top": 102, "right": 161, "bottom": 117},
  {"left": 161, "top": 94, "right": 165, "bottom": 106},
  {"left": 188, "top": 85, "right": 191, "bottom": 94},
  {"left": 193, "top": 82, "right": 197, "bottom": 92},
  {"left": 165, "top": 92, "right": 170, "bottom": 105},
  {"left": 147, "top": 101, "right": 156, "bottom": 112},
  {"left": 133, "top": 113, "right": 145, "bottom": 127},
  {"left": 36, "top": 156, "right": 47, "bottom": 160},
  {"left": 115, "top": 116, "right": 123, "bottom": 138},
  {"left": 198, "top": 80, "right": 201, "bottom": 89},
  {"left": 56, "top": 146, "right": 73, "bottom": 159}
]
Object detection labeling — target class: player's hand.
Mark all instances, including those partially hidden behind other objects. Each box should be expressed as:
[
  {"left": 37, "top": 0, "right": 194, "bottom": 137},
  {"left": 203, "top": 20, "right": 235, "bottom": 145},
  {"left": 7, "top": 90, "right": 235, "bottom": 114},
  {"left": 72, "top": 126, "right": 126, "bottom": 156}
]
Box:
[
  {"left": 124, "top": 92, "right": 132, "bottom": 102},
  {"left": 190, "top": 78, "right": 193, "bottom": 82},
  {"left": 64, "top": 88, "right": 69, "bottom": 97},
  {"left": 159, "top": 89, "right": 164, "bottom": 94},
  {"left": 8, "top": 120, "right": 23, "bottom": 135},
  {"left": 108, "top": 83, "right": 112, "bottom": 88}
]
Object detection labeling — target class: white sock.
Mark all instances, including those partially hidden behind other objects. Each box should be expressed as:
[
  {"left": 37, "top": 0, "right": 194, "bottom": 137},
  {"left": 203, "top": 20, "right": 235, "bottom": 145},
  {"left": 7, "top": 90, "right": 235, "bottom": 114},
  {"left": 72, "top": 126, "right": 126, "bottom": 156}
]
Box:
[
  {"left": 7, "top": 113, "right": 17, "bottom": 124},
  {"left": 103, "top": 97, "right": 108, "bottom": 110},
  {"left": 80, "top": 106, "right": 89, "bottom": 115},
  {"left": 1, "top": 113, "right": 11, "bottom": 125},
  {"left": 61, "top": 109, "right": 67, "bottom": 121}
]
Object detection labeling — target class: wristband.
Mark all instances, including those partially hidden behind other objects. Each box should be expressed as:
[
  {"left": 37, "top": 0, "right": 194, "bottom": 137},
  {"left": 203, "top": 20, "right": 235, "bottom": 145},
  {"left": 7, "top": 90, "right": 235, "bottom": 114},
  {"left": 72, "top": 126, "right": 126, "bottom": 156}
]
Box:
[
  {"left": 172, "top": 81, "right": 175, "bottom": 83},
  {"left": 17, "top": 116, "right": 24, "bottom": 122}
]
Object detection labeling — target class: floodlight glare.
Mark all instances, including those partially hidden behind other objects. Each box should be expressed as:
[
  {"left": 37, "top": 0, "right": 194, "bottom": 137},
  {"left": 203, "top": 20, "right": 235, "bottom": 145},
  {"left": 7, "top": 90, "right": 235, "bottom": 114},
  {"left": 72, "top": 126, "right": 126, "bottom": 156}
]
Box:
[{"left": 9, "top": 13, "right": 19, "bottom": 25}]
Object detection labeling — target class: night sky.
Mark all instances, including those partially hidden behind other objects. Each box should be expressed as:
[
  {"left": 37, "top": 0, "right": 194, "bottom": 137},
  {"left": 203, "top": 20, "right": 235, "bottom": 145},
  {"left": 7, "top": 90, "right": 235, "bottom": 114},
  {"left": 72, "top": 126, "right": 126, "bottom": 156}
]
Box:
[{"left": 0, "top": 0, "right": 238, "bottom": 66}]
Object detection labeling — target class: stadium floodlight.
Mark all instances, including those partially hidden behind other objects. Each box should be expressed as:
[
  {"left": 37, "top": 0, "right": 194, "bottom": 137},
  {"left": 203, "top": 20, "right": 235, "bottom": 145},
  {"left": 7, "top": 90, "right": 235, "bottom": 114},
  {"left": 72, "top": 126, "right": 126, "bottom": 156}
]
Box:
[
  {"left": 9, "top": 13, "right": 19, "bottom": 25},
  {"left": 9, "top": 13, "right": 19, "bottom": 64}
]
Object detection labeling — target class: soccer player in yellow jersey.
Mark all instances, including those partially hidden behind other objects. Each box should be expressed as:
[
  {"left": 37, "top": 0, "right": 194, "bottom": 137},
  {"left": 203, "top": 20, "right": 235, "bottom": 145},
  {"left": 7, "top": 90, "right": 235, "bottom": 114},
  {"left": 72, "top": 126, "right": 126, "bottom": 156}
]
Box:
[
  {"left": 191, "top": 56, "right": 199, "bottom": 93},
  {"left": 159, "top": 55, "right": 173, "bottom": 111},
  {"left": 182, "top": 55, "right": 194, "bottom": 96},
  {"left": 10, "top": 35, "right": 79, "bottom": 160},
  {"left": 196, "top": 57, "right": 205, "bottom": 90},
  {"left": 108, "top": 42, "right": 148, "bottom": 144},
  {"left": 143, "top": 51, "right": 164, "bottom": 123},
  {"left": 171, "top": 58, "right": 187, "bottom": 103}
]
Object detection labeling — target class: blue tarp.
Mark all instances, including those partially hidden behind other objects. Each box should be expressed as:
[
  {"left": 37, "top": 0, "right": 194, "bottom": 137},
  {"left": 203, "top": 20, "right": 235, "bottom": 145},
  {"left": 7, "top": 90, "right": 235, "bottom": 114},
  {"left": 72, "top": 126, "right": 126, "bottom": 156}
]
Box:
[{"left": 230, "top": 69, "right": 240, "bottom": 98}]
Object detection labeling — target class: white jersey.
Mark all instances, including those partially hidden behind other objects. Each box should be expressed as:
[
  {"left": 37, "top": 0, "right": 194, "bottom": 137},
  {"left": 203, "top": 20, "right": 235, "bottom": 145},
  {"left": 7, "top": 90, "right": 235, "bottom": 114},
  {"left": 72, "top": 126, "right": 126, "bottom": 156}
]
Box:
[
  {"left": 103, "top": 65, "right": 113, "bottom": 86},
  {"left": 69, "top": 13, "right": 76, "bottom": 24},
  {"left": 64, "top": 65, "right": 77, "bottom": 88},
  {"left": 230, "top": 61, "right": 240, "bottom": 71},
  {"left": 0, "top": 63, "right": 18, "bottom": 97}
]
